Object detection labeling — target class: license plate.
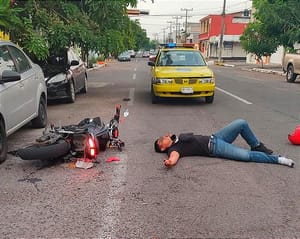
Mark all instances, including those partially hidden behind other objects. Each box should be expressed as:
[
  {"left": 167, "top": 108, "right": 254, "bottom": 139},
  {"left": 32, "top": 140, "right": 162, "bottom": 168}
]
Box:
[{"left": 181, "top": 87, "right": 193, "bottom": 94}]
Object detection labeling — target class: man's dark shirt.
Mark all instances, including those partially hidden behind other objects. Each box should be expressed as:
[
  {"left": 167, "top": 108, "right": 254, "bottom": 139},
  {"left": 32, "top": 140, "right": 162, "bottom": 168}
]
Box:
[{"left": 166, "top": 133, "right": 210, "bottom": 158}]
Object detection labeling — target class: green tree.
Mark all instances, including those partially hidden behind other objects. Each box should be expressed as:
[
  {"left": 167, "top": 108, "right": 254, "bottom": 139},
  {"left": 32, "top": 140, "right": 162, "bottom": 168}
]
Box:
[
  {"left": 253, "top": 0, "right": 300, "bottom": 48},
  {"left": 240, "top": 21, "right": 278, "bottom": 68},
  {"left": 3, "top": 0, "right": 150, "bottom": 61},
  {"left": 0, "top": 0, "right": 22, "bottom": 30}
]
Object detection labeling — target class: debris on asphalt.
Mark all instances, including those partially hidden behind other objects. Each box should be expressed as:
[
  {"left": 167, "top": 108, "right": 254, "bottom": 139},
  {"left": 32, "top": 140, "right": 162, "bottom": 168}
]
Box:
[
  {"left": 106, "top": 156, "right": 120, "bottom": 163},
  {"left": 75, "top": 158, "right": 94, "bottom": 169}
]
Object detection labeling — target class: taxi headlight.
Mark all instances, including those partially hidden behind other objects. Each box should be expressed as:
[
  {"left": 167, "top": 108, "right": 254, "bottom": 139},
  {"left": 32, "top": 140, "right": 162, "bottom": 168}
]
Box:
[
  {"left": 47, "top": 73, "right": 67, "bottom": 84},
  {"left": 153, "top": 78, "right": 173, "bottom": 84},
  {"left": 200, "top": 78, "right": 215, "bottom": 83}
]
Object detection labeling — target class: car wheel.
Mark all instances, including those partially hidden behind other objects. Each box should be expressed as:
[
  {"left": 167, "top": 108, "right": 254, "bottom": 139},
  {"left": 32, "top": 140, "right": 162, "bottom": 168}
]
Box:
[
  {"left": 205, "top": 93, "right": 214, "bottom": 104},
  {"left": 286, "top": 64, "right": 297, "bottom": 82},
  {"left": 80, "top": 75, "right": 88, "bottom": 94},
  {"left": 0, "top": 120, "right": 8, "bottom": 164},
  {"left": 31, "top": 97, "right": 47, "bottom": 128},
  {"left": 151, "top": 85, "right": 159, "bottom": 104},
  {"left": 67, "top": 81, "right": 76, "bottom": 103}
]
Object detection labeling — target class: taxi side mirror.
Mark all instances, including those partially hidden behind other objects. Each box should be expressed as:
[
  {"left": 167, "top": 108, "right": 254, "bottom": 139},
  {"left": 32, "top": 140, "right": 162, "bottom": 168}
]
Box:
[{"left": 148, "top": 61, "right": 155, "bottom": 66}]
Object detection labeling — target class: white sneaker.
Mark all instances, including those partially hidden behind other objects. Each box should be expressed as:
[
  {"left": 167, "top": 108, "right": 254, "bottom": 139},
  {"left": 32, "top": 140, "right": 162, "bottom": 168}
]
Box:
[{"left": 278, "top": 157, "right": 295, "bottom": 167}]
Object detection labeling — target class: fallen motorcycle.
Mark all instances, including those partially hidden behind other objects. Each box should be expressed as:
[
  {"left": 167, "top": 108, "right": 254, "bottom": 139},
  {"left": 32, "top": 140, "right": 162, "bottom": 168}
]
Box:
[{"left": 16, "top": 105, "right": 125, "bottom": 161}]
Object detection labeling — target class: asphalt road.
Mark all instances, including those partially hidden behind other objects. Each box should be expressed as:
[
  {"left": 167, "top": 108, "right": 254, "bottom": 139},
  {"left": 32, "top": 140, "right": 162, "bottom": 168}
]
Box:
[{"left": 0, "top": 58, "right": 299, "bottom": 238}]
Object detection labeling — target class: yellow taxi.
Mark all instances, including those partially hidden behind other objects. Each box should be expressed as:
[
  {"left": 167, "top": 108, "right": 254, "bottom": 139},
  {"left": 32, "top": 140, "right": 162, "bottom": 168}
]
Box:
[{"left": 148, "top": 43, "right": 215, "bottom": 104}]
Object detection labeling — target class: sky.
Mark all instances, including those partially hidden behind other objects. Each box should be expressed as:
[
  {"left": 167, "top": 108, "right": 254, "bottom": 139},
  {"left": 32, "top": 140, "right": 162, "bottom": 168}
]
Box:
[{"left": 131, "top": 0, "right": 252, "bottom": 40}]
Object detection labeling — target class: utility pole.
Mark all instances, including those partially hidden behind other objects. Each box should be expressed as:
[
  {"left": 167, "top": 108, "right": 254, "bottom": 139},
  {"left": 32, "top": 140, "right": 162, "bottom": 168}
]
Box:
[
  {"left": 218, "top": 0, "right": 226, "bottom": 64},
  {"left": 166, "top": 21, "right": 175, "bottom": 43},
  {"left": 162, "top": 27, "right": 168, "bottom": 44},
  {"left": 173, "top": 16, "right": 182, "bottom": 43},
  {"left": 153, "top": 33, "right": 158, "bottom": 42},
  {"left": 181, "top": 8, "right": 193, "bottom": 43}
]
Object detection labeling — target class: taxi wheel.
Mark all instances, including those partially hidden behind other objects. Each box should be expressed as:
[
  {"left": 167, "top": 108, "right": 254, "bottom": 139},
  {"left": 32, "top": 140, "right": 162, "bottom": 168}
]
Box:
[
  {"left": 151, "top": 86, "right": 159, "bottom": 104},
  {"left": 205, "top": 94, "right": 214, "bottom": 104}
]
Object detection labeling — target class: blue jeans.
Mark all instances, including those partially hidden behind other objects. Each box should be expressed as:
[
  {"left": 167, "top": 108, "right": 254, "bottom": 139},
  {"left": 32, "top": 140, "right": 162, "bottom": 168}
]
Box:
[{"left": 210, "top": 119, "right": 279, "bottom": 164}]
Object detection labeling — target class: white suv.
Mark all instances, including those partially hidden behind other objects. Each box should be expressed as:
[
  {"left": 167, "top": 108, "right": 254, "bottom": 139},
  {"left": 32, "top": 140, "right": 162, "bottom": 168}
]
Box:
[{"left": 0, "top": 40, "right": 47, "bottom": 163}]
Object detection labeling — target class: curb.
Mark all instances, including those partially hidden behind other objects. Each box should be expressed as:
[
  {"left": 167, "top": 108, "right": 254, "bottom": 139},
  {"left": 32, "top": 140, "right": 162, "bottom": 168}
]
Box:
[
  {"left": 87, "top": 63, "right": 106, "bottom": 72},
  {"left": 248, "top": 67, "right": 285, "bottom": 76}
]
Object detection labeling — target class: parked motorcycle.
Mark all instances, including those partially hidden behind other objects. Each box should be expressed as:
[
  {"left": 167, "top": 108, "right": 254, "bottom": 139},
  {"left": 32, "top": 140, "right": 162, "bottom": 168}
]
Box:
[{"left": 16, "top": 105, "right": 125, "bottom": 161}]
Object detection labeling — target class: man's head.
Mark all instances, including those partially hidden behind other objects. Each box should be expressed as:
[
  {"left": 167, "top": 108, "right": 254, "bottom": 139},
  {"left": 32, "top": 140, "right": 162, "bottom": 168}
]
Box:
[
  {"left": 154, "top": 134, "right": 172, "bottom": 153},
  {"left": 154, "top": 139, "right": 165, "bottom": 153}
]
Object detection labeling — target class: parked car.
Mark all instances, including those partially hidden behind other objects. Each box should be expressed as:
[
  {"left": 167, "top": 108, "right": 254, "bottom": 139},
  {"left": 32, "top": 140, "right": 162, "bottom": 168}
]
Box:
[
  {"left": 117, "top": 51, "right": 131, "bottom": 61},
  {"left": 149, "top": 49, "right": 159, "bottom": 62},
  {"left": 0, "top": 40, "right": 47, "bottom": 164},
  {"left": 38, "top": 47, "right": 87, "bottom": 103},
  {"left": 142, "top": 51, "right": 150, "bottom": 58},
  {"left": 128, "top": 49, "right": 136, "bottom": 58},
  {"left": 148, "top": 43, "right": 215, "bottom": 104},
  {"left": 282, "top": 49, "right": 300, "bottom": 82}
]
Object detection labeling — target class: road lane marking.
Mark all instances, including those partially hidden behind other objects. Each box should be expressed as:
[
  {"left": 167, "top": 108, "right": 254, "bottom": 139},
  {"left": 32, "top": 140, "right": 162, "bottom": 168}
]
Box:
[
  {"left": 216, "top": 87, "right": 253, "bottom": 105},
  {"left": 98, "top": 153, "right": 128, "bottom": 238},
  {"left": 132, "top": 73, "right": 136, "bottom": 80},
  {"left": 127, "top": 88, "right": 135, "bottom": 106}
]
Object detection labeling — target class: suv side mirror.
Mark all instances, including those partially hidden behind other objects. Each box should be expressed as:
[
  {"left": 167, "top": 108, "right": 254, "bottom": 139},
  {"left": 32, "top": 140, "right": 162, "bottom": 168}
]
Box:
[{"left": 0, "top": 70, "right": 21, "bottom": 84}]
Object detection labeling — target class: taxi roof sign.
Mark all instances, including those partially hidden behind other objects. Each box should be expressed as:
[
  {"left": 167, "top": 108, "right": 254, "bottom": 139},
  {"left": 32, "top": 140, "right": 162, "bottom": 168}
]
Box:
[{"left": 160, "top": 43, "right": 196, "bottom": 49}]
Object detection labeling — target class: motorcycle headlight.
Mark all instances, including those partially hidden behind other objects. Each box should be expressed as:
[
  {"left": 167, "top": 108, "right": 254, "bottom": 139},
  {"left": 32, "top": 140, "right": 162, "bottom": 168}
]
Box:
[
  {"left": 153, "top": 78, "right": 173, "bottom": 84},
  {"left": 47, "top": 73, "right": 67, "bottom": 84},
  {"left": 200, "top": 78, "right": 215, "bottom": 83}
]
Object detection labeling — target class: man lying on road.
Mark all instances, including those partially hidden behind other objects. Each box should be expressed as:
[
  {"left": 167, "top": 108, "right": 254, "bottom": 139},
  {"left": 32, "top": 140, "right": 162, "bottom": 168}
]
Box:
[{"left": 154, "top": 119, "right": 295, "bottom": 168}]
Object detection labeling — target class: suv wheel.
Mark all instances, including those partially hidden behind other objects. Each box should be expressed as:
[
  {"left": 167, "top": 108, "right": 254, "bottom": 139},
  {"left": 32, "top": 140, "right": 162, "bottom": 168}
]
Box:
[
  {"left": 205, "top": 94, "right": 214, "bottom": 104},
  {"left": 0, "top": 120, "right": 7, "bottom": 164},
  {"left": 31, "top": 97, "right": 47, "bottom": 128},
  {"left": 286, "top": 64, "right": 297, "bottom": 82},
  {"left": 67, "top": 81, "right": 76, "bottom": 103}
]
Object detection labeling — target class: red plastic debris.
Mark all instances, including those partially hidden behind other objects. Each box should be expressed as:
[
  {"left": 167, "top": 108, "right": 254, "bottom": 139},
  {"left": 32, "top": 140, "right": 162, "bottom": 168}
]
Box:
[
  {"left": 106, "top": 156, "right": 120, "bottom": 162},
  {"left": 288, "top": 125, "right": 300, "bottom": 145}
]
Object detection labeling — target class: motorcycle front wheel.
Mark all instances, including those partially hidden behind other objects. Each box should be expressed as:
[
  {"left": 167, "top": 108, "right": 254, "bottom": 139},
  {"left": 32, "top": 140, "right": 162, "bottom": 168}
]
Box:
[{"left": 17, "top": 139, "right": 71, "bottom": 161}]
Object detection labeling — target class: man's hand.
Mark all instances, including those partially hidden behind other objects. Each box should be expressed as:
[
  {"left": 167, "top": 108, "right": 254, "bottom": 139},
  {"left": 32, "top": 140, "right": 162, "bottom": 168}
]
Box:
[
  {"left": 164, "top": 159, "right": 174, "bottom": 168},
  {"left": 163, "top": 151, "right": 180, "bottom": 168}
]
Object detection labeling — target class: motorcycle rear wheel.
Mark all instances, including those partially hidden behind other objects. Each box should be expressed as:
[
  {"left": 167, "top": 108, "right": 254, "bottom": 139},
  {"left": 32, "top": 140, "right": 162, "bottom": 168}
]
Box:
[{"left": 17, "top": 140, "right": 71, "bottom": 161}]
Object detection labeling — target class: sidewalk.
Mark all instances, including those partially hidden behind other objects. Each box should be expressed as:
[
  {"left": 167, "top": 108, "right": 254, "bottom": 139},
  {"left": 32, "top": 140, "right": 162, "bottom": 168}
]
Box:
[
  {"left": 221, "top": 61, "right": 285, "bottom": 76},
  {"left": 87, "top": 62, "right": 107, "bottom": 72}
]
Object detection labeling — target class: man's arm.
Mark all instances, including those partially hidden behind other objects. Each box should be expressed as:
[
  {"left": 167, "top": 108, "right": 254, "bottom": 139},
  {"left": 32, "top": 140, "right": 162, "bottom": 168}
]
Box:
[{"left": 164, "top": 151, "right": 180, "bottom": 167}]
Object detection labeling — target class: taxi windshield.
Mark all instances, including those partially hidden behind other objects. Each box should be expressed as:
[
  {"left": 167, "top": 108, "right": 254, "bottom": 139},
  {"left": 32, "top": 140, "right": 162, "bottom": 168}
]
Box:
[{"left": 157, "top": 50, "right": 206, "bottom": 67}]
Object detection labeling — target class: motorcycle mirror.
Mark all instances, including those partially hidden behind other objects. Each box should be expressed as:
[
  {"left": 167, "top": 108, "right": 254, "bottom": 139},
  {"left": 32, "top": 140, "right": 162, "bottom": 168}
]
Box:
[{"left": 123, "top": 109, "right": 129, "bottom": 118}]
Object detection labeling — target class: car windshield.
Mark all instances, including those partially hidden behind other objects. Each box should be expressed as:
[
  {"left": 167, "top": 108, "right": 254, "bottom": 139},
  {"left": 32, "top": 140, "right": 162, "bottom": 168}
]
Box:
[{"left": 157, "top": 50, "right": 206, "bottom": 67}]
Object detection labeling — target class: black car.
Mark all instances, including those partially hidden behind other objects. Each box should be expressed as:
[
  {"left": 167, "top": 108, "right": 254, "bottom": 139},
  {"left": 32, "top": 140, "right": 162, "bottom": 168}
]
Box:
[{"left": 39, "top": 48, "right": 87, "bottom": 103}]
